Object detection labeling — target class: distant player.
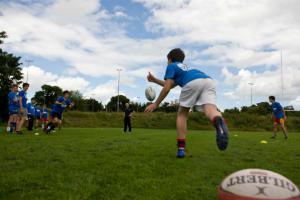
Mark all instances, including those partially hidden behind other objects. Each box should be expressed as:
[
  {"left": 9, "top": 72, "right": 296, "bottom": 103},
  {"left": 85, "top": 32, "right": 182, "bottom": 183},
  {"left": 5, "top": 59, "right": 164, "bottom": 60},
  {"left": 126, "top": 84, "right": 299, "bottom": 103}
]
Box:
[
  {"left": 269, "top": 96, "right": 288, "bottom": 139},
  {"left": 145, "top": 48, "right": 229, "bottom": 158},
  {"left": 41, "top": 105, "right": 49, "bottom": 129},
  {"left": 45, "top": 91, "right": 74, "bottom": 134},
  {"left": 27, "top": 98, "right": 36, "bottom": 131},
  {"left": 7, "top": 84, "right": 20, "bottom": 133},
  {"left": 124, "top": 103, "right": 133, "bottom": 133},
  {"left": 35, "top": 106, "right": 41, "bottom": 129},
  {"left": 16, "top": 83, "right": 30, "bottom": 134}
]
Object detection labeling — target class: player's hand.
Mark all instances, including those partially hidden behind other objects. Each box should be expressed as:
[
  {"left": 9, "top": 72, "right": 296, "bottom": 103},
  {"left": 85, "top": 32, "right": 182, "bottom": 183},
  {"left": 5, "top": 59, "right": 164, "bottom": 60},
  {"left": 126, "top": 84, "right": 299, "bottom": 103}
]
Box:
[
  {"left": 144, "top": 103, "right": 157, "bottom": 112},
  {"left": 284, "top": 116, "right": 287, "bottom": 120},
  {"left": 147, "top": 72, "right": 156, "bottom": 83},
  {"left": 20, "top": 108, "right": 24, "bottom": 113},
  {"left": 70, "top": 102, "right": 75, "bottom": 107}
]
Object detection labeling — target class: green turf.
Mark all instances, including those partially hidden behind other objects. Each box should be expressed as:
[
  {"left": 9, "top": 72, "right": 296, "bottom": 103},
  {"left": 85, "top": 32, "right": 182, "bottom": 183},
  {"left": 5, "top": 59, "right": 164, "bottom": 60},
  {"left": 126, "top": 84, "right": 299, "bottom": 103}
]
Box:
[{"left": 0, "top": 128, "right": 299, "bottom": 200}]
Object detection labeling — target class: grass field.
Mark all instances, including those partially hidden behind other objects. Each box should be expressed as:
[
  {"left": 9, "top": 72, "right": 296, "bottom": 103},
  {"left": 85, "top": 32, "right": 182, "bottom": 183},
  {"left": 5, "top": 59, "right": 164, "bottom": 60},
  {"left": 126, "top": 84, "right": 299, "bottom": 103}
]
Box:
[{"left": 0, "top": 128, "right": 299, "bottom": 200}]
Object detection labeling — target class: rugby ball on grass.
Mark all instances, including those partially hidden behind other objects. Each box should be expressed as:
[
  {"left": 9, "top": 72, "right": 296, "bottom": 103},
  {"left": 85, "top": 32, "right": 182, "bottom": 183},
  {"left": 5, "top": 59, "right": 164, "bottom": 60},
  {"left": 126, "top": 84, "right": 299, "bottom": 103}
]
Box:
[
  {"left": 218, "top": 169, "right": 300, "bottom": 200},
  {"left": 145, "top": 86, "right": 156, "bottom": 101}
]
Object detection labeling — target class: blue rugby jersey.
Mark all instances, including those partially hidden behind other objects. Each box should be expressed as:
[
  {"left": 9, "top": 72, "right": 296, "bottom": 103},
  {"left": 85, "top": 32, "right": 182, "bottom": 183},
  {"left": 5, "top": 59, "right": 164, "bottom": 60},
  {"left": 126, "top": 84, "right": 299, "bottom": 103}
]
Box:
[
  {"left": 271, "top": 102, "right": 284, "bottom": 119},
  {"left": 52, "top": 96, "right": 72, "bottom": 114},
  {"left": 8, "top": 91, "right": 19, "bottom": 112},
  {"left": 164, "top": 62, "right": 210, "bottom": 87}
]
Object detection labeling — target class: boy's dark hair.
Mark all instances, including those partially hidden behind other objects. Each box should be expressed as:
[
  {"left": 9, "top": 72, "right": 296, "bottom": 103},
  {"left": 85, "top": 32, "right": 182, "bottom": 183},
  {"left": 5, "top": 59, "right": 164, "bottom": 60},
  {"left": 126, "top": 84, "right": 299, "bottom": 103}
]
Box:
[
  {"left": 63, "top": 90, "right": 70, "bottom": 95},
  {"left": 269, "top": 96, "right": 275, "bottom": 101},
  {"left": 23, "top": 83, "right": 29, "bottom": 87},
  {"left": 167, "top": 48, "right": 185, "bottom": 63},
  {"left": 31, "top": 97, "right": 36, "bottom": 101},
  {"left": 12, "top": 84, "right": 18, "bottom": 88}
]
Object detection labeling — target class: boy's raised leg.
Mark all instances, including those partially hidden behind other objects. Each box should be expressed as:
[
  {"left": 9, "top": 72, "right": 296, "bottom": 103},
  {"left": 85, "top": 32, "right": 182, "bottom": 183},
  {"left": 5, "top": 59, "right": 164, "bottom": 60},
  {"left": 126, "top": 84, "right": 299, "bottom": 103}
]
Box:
[{"left": 203, "top": 104, "right": 229, "bottom": 151}]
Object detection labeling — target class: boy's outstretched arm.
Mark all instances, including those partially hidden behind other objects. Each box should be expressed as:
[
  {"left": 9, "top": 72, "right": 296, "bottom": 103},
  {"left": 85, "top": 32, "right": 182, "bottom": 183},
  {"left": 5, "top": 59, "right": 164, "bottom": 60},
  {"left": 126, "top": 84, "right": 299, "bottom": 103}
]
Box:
[
  {"left": 147, "top": 72, "right": 165, "bottom": 87},
  {"left": 145, "top": 79, "right": 174, "bottom": 112}
]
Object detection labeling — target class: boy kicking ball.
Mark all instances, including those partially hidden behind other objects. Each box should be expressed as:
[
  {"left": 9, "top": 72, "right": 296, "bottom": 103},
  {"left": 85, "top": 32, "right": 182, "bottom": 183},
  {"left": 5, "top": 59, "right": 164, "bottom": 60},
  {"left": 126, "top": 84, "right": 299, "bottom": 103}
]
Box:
[{"left": 145, "top": 48, "right": 229, "bottom": 158}]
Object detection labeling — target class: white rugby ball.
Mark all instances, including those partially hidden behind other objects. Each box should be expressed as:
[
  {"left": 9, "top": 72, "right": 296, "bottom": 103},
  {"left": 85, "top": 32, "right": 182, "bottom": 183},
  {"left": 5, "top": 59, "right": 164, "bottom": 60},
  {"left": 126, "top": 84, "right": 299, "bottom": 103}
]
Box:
[
  {"left": 218, "top": 169, "right": 300, "bottom": 200},
  {"left": 145, "top": 86, "right": 156, "bottom": 101}
]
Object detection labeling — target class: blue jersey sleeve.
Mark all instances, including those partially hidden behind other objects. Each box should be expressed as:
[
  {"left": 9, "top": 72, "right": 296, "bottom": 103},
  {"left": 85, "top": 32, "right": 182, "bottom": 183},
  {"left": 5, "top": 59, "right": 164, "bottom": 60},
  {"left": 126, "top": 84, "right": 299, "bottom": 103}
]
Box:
[
  {"left": 8, "top": 92, "right": 14, "bottom": 101},
  {"left": 66, "top": 99, "right": 72, "bottom": 106},
  {"left": 164, "top": 64, "right": 176, "bottom": 80},
  {"left": 19, "top": 91, "right": 25, "bottom": 98},
  {"left": 57, "top": 96, "right": 64, "bottom": 103},
  {"left": 276, "top": 102, "right": 282, "bottom": 110},
  {"left": 27, "top": 103, "right": 31, "bottom": 111}
]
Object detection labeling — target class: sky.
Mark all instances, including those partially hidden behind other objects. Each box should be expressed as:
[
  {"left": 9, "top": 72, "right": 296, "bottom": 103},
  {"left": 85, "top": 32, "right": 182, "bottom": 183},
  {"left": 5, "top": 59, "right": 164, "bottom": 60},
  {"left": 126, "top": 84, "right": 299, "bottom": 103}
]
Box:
[{"left": 1, "top": 0, "right": 300, "bottom": 110}]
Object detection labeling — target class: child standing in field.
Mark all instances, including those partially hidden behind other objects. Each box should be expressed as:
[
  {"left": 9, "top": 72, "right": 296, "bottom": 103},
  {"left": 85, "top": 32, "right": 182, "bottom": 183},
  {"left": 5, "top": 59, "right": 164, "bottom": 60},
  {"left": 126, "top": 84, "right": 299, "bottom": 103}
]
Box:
[
  {"left": 35, "top": 106, "right": 41, "bottom": 129},
  {"left": 7, "top": 84, "right": 20, "bottom": 133},
  {"left": 41, "top": 105, "right": 49, "bottom": 129},
  {"left": 27, "top": 98, "right": 36, "bottom": 131},
  {"left": 124, "top": 103, "right": 133, "bottom": 133},
  {"left": 145, "top": 48, "right": 229, "bottom": 158},
  {"left": 269, "top": 96, "right": 288, "bottom": 139}
]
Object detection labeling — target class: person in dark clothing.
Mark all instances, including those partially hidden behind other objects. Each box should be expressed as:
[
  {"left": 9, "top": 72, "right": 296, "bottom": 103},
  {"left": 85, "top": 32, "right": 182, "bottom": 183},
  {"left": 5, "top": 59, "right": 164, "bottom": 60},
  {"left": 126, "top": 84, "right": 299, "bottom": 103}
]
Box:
[
  {"left": 27, "top": 98, "right": 36, "bottom": 131},
  {"left": 124, "top": 103, "right": 133, "bottom": 133}
]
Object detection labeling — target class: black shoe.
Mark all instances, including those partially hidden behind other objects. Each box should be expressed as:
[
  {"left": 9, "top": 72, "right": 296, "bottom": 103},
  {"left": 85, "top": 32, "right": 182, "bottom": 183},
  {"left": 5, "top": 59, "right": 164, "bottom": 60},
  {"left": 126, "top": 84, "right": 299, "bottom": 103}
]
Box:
[
  {"left": 213, "top": 117, "right": 229, "bottom": 151},
  {"left": 270, "top": 136, "right": 276, "bottom": 139}
]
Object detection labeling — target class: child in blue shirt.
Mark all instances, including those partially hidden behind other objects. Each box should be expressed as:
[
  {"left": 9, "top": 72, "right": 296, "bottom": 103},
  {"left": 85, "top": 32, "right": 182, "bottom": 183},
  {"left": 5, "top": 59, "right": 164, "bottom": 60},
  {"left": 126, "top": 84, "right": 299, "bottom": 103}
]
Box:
[
  {"left": 45, "top": 91, "right": 74, "bottom": 134},
  {"left": 35, "top": 106, "right": 41, "bottom": 129},
  {"left": 27, "top": 98, "right": 36, "bottom": 131},
  {"left": 16, "top": 82, "right": 29, "bottom": 134},
  {"left": 7, "top": 84, "right": 20, "bottom": 133},
  {"left": 269, "top": 96, "right": 288, "bottom": 139},
  {"left": 41, "top": 105, "right": 49, "bottom": 129},
  {"left": 145, "top": 48, "right": 229, "bottom": 158}
]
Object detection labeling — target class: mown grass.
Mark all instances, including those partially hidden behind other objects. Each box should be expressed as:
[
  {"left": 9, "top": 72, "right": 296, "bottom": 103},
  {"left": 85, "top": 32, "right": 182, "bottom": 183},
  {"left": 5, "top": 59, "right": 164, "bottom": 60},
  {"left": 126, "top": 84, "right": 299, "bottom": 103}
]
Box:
[{"left": 0, "top": 128, "right": 299, "bottom": 200}]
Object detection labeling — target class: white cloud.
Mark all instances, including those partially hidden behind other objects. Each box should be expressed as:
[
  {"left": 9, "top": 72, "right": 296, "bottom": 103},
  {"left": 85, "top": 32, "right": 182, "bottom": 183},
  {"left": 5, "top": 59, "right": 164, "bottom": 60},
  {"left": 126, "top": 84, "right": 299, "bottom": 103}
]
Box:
[
  {"left": 43, "top": 0, "right": 109, "bottom": 28},
  {"left": 22, "top": 65, "right": 119, "bottom": 104},
  {"left": 221, "top": 66, "right": 300, "bottom": 105},
  {"left": 84, "top": 80, "right": 118, "bottom": 104},
  {"left": 22, "top": 65, "right": 89, "bottom": 93},
  {"left": 135, "top": 0, "right": 300, "bottom": 71},
  {"left": 289, "top": 96, "right": 300, "bottom": 110}
]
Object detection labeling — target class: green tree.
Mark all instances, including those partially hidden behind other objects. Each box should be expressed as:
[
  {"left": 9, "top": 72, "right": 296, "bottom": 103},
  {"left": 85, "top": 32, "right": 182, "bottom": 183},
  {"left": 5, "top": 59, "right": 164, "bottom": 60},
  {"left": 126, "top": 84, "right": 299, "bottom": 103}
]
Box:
[
  {"left": 34, "top": 85, "right": 63, "bottom": 107},
  {"left": 0, "top": 31, "right": 23, "bottom": 121},
  {"left": 69, "top": 90, "right": 83, "bottom": 110},
  {"left": 224, "top": 107, "right": 240, "bottom": 114},
  {"left": 67, "top": 91, "right": 104, "bottom": 112},
  {"left": 0, "top": 31, "right": 8, "bottom": 44},
  {"left": 82, "top": 98, "right": 104, "bottom": 112},
  {"left": 106, "top": 95, "right": 130, "bottom": 112}
]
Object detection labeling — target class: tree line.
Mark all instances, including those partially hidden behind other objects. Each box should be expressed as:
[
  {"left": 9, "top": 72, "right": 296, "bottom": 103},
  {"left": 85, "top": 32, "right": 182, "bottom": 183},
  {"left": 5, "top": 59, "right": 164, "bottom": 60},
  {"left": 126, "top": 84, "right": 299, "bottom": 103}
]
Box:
[{"left": 31, "top": 84, "right": 180, "bottom": 113}]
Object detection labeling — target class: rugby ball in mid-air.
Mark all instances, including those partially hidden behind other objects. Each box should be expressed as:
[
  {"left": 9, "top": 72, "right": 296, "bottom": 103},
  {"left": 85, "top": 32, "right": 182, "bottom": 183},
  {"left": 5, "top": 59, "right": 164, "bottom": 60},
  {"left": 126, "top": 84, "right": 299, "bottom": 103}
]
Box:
[
  {"left": 145, "top": 86, "right": 156, "bottom": 101},
  {"left": 218, "top": 169, "right": 300, "bottom": 200}
]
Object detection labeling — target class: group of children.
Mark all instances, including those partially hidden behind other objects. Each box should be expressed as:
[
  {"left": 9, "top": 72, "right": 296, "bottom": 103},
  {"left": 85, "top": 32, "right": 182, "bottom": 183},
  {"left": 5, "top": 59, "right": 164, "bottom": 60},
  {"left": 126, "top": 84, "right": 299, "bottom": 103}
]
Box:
[
  {"left": 7, "top": 83, "right": 73, "bottom": 134},
  {"left": 25, "top": 97, "right": 49, "bottom": 131}
]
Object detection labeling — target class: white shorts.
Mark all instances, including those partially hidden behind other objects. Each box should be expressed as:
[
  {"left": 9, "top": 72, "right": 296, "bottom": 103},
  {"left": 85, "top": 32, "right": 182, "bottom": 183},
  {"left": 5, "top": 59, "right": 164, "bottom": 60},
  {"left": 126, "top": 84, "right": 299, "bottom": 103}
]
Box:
[{"left": 179, "top": 78, "right": 216, "bottom": 111}]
